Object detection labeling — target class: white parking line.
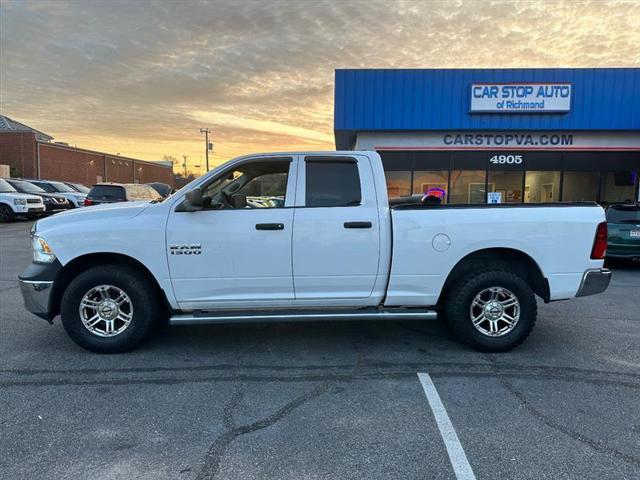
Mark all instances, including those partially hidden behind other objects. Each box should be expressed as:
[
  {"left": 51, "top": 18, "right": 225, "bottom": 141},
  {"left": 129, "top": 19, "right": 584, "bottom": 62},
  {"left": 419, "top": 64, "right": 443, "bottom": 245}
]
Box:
[{"left": 417, "top": 372, "right": 477, "bottom": 480}]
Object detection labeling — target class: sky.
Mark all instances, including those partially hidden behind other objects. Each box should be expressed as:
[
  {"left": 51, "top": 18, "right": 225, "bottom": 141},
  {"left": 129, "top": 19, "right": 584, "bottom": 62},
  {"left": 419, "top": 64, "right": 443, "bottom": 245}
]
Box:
[{"left": 1, "top": 0, "right": 640, "bottom": 173}]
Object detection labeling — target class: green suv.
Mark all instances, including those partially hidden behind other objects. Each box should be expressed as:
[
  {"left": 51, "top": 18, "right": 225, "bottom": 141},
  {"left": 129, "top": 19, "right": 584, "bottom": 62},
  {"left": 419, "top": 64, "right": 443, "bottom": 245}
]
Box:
[{"left": 606, "top": 204, "right": 640, "bottom": 261}]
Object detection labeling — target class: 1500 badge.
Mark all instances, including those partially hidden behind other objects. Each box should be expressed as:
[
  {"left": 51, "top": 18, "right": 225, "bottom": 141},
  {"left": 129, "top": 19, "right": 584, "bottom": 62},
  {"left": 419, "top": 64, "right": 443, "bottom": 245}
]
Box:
[{"left": 170, "top": 244, "right": 202, "bottom": 255}]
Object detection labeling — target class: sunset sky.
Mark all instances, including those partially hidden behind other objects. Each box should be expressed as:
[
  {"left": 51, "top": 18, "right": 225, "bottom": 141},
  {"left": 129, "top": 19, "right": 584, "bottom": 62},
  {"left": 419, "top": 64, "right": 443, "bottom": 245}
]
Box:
[{"left": 1, "top": 0, "right": 639, "bottom": 173}]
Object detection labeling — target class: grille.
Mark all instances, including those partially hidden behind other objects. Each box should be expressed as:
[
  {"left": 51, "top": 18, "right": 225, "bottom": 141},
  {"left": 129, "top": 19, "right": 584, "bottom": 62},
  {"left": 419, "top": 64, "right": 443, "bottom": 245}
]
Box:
[{"left": 27, "top": 198, "right": 41, "bottom": 204}]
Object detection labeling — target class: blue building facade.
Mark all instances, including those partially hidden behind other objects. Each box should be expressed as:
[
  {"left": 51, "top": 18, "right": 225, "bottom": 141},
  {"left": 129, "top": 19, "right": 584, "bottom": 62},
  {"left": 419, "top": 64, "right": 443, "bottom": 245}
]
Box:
[{"left": 334, "top": 68, "right": 640, "bottom": 204}]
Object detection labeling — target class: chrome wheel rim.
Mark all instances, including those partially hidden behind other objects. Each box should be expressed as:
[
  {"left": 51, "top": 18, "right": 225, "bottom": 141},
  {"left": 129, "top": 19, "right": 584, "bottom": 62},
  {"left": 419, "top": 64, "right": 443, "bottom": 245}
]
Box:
[
  {"left": 470, "top": 286, "right": 520, "bottom": 337},
  {"left": 79, "top": 285, "right": 133, "bottom": 337}
]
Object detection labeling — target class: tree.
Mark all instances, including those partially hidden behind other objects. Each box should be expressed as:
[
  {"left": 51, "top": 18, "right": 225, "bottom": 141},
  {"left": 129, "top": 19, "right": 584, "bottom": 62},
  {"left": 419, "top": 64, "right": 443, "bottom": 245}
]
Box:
[{"left": 162, "top": 155, "right": 179, "bottom": 171}]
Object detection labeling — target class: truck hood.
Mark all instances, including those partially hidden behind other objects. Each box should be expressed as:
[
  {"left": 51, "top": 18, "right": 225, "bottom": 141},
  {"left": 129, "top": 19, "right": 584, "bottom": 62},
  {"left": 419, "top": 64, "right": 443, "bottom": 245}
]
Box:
[{"left": 35, "top": 201, "right": 150, "bottom": 232}]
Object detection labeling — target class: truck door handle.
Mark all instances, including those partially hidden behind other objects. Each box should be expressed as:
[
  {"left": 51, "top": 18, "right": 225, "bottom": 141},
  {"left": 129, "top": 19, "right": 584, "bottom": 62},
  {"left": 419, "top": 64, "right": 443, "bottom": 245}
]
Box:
[
  {"left": 255, "top": 223, "right": 285, "bottom": 230},
  {"left": 344, "top": 221, "right": 372, "bottom": 229}
]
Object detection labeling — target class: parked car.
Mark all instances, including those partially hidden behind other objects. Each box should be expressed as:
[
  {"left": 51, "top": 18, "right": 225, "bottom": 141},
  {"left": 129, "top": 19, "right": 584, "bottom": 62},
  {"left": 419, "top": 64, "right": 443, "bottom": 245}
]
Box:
[
  {"left": 20, "top": 151, "right": 610, "bottom": 353},
  {"left": 0, "top": 178, "right": 45, "bottom": 222},
  {"left": 4, "top": 178, "right": 72, "bottom": 214},
  {"left": 606, "top": 203, "right": 640, "bottom": 261},
  {"left": 64, "top": 182, "right": 90, "bottom": 194},
  {"left": 26, "top": 179, "right": 86, "bottom": 208},
  {"left": 147, "top": 182, "right": 173, "bottom": 198},
  {"left": 84, "top": 183, "right": 161, "bottom": 206}
]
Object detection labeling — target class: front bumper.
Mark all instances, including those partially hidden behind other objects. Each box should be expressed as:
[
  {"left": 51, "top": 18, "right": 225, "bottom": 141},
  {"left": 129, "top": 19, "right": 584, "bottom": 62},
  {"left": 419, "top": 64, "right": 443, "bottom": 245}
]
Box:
[
  {"left": 18, "top": 260, "right": 62, "bottom": 322},
  {"left": 14, "top": 205, "right": 45, "bottom": 214},
  {"left": 44, "top": 204, "right": 72, "bottom": 213},
  {"left": 576, "top": 268, "right": 612, "bottom": 297},
  {"left": 19, "top": 280, "right": 54, "bottom": 321}
]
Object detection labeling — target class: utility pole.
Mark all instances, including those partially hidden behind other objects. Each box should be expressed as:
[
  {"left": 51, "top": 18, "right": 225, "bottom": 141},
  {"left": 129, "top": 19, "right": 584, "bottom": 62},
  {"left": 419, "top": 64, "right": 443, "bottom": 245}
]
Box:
[
  {"left": 182, "top": 155, "right": 188, "bottom": 177},
  {"left": 200, "top": 128, "right": 212, "bottom": 172}
]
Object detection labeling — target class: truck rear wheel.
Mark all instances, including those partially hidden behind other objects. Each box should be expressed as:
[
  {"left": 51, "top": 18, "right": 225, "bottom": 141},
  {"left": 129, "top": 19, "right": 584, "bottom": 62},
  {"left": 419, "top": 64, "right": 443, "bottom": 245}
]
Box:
[
  {"left": 60, "top": 265, "right": 158, "bottom": 353},
  {"left": 445, "top": 270, "right": 537, "bottom": 352}
]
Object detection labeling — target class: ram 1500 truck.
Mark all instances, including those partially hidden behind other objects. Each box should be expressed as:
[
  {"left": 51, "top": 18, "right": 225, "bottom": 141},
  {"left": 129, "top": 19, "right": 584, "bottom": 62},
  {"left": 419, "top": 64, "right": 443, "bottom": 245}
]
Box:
[{"left": 19, "top": 151, "right": 611, "bottom": 353}]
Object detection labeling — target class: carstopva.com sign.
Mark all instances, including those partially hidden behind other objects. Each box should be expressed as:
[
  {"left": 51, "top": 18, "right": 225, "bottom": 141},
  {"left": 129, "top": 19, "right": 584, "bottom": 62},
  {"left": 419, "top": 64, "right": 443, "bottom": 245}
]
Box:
[{"left": 470, "top": 83, "right": 572, "bottom": 113}]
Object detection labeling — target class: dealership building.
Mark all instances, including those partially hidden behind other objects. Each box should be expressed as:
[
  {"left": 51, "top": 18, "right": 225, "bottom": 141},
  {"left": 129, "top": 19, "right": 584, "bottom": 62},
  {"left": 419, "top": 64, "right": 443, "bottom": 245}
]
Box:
[{"left": 334, "top": 68, "right": 640, "bottom": 204}]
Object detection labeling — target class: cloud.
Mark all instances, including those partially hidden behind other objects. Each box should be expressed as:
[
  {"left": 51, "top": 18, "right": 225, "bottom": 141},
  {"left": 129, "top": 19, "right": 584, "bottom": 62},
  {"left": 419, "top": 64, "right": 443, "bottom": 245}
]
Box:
[
  {"left": 1, "top": 0, "right": 639, "bottom": 168},
  {"left": 189, "top": 110, "right": 334, "bottom": 144}
]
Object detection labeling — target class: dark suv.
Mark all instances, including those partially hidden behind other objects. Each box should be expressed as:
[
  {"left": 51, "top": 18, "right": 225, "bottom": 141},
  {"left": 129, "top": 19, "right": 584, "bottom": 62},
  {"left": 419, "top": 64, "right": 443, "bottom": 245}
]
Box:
[
  {"left": 606, "top": 203, "right": 640, "bottom": 261},
  {"left": 84, "top": 183, "right": 161, "bottom": 206}
]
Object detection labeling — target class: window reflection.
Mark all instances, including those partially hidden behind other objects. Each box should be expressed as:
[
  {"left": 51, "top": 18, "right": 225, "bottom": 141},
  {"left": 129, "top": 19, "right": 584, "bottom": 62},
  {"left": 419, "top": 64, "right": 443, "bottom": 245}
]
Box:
[
  {"left": 488, "top": 171, "right": 523, "bottom": 203},
  {"left": 413, "top": 170, "right": 448, "bottom": 203},
  {"left": 562, "top": 172, "right": 599, "bottom": 202},
  {"left": 384, "top": 171, "right": 412, "bottom": 199},
  {"left": 450, "top": 170, "right": 486, "bottom": 204},
  {"left": 524, "top": 171, "right": 561, "bottom": 203},
  {"left": 600, "top": 171, "right": 637, "bottom": 204}
]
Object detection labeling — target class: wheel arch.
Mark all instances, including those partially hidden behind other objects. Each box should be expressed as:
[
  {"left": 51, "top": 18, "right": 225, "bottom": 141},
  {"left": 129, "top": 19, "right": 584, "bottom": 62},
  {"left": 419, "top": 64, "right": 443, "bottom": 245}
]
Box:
[
  {"left": 50, "top": 252, "right": 170, "bottom": 318},
  {"left": 438, "top": 247, "right": 550, "bottom": 305}
]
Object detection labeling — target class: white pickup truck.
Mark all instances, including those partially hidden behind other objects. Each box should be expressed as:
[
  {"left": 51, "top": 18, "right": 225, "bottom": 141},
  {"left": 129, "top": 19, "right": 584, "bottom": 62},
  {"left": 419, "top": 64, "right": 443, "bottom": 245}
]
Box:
[{"left": 19, "top": 151, "right": 611, "bottom": 353}]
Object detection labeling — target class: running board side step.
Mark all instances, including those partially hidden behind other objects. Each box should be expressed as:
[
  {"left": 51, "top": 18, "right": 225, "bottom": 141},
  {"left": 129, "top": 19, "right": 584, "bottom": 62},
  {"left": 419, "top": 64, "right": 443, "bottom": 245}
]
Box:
[{"left": 169, "top": 309, "right": 438, "bottom": 326}]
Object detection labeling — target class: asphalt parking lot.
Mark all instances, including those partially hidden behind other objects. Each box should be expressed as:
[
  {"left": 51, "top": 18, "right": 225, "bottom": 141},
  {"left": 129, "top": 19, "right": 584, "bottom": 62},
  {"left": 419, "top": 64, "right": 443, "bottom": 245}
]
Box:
[{"left": 1, "top": 220, "right": 639, "bottom": 480}]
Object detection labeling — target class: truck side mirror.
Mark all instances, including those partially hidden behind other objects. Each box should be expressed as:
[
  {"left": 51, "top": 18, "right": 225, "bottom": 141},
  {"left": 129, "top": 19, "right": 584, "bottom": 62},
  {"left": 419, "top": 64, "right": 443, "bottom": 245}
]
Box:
[
  {"left": 185, "top": 188, "right": 203, "bottom": 207},
  {"left": 176, "top": 187, "right": 204, "bottom": 212},
  {"left": 231, "top": 193, "right": 247, "bottom": 209}
]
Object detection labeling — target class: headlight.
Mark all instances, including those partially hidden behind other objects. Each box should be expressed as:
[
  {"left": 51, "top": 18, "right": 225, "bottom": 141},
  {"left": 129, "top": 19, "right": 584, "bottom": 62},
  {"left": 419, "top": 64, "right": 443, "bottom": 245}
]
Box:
[
  {"left": 43, "top": 197, "right": 53, "bottom": 204},
  {"left": 14, "top": 198, "right": 27, "bottom": 206},
  {"left": 32, "top": 235, "right": 56, "bottom": 264}
]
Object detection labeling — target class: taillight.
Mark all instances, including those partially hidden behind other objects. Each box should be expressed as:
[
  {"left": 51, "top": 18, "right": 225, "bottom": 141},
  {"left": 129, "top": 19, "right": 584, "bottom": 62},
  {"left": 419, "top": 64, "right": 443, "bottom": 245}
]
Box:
[
  {"left": 591, "top": 222, "right": 608, "bottom": 259},
  {"left": 84, "top": 198, "right": 93, "bottom": 206}
]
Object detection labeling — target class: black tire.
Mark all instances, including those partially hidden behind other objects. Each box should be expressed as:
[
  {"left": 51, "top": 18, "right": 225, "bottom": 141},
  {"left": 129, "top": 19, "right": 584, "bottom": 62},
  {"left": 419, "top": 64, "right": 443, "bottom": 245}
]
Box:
[
  {"left": 445, "top": 270, "right": 537, "bottom": 352},
  {"left": 0, "top": 204, "right": 15, "bottom": 222},
  {"left": 60, "top": 265, "right": 159, "bottom": 353}
]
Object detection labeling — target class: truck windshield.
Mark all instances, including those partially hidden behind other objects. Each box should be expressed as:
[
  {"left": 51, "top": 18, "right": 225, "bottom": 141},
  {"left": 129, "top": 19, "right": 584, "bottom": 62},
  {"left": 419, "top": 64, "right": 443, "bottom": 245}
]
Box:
[
  {"left": 607, "top": 205, "right": 640, "bottom": 223},
  {"left": 0, "top": 179, "right": 17, "bottom": 193}
]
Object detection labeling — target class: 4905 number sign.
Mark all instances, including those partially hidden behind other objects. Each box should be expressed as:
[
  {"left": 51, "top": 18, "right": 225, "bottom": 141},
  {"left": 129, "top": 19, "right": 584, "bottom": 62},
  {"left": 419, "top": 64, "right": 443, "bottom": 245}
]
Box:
[{"left": 489, "top": 154, "right": 523, "bottom": 165}]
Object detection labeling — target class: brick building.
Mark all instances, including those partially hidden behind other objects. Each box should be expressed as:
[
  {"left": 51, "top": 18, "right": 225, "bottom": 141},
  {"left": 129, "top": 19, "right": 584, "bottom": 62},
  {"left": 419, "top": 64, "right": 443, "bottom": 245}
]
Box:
[{"left": 0, "top": 116, "right": 173, "bottom": 186}]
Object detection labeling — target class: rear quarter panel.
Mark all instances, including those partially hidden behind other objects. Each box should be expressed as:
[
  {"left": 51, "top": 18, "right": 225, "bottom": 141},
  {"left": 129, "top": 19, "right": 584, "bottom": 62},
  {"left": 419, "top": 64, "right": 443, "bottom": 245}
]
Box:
[{"left": 385, "top": 205, "right": 605, "bottom": 306}]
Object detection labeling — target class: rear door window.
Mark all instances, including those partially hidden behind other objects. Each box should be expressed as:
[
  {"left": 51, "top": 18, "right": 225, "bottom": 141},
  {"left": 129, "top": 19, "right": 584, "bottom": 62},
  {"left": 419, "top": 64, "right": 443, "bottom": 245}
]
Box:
[
  {"left": 607, "top": 206, "right": 640, "bottom": 223},
  {"left": 305, "top": 159, "right": 361, "bottom": 207},
  {"left": 88, "top": 185, "right": 126, "bottom": 201}
]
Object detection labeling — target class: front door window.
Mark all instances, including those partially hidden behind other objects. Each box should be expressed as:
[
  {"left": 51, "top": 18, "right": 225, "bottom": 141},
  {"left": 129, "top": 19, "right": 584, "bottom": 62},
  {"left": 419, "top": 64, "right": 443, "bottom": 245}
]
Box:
[{"left": 202, "top": 160, "right": 290, "bottom": 209}]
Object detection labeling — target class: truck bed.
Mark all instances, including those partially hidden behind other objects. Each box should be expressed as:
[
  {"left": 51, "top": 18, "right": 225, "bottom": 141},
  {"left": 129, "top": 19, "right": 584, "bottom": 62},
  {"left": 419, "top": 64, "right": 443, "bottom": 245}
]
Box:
[{"left": 385, "top": 203, "right": 605, "bottom": 306}]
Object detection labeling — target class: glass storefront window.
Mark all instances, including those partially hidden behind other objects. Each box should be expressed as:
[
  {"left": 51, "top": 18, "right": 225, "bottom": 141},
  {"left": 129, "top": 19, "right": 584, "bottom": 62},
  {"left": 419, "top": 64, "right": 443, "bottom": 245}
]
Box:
[
  {"left": 380, "top": 152, "right": 413, "bottom": 200},
  {"left": 524, "top": 171, "right": 561, "bottom": 203},
  {"left": 562, "top": 172, "right": 599, "bottom": 202},
  {"left": 413, "top": 170, "right": 448, "bottom": 203},
  {"left": 450, "top": 170, "right": 486, "bottom": 204},
  {"left": 600, "top": 171, "right": 637, "bottom": 204},
  {"left": 384, "top": 171, "right": 412, "bottom": 199},
  {"left": 488, "top": 171, "right": 523, "bottom": 203}
]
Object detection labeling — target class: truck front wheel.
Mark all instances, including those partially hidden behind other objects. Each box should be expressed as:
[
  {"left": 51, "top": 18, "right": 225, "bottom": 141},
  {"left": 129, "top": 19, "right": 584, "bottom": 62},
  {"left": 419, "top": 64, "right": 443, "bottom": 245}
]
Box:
[
  {"left": 60, "top": 265, "right": 158, "bottom": 353},
  {"left": 445, "top": 270, "right": 537, "bottom": 352}
]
